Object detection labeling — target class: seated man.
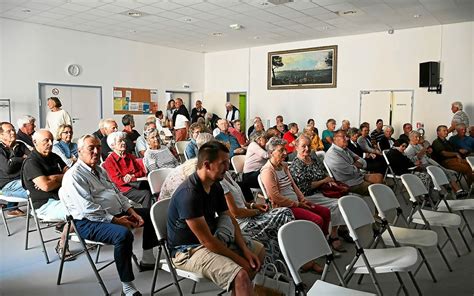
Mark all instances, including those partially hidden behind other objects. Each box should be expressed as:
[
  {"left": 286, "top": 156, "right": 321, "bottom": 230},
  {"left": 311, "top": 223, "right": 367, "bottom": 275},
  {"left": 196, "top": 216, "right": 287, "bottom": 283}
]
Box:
[
  {"left": 228, "top": 119, "right": 248, "bottom": 147},
  {"left": 16, "top": 115, "right": 36, "bottom": 150},
  {"left": 92, "top": 119, "right": 106, "bottom": 141},
  {"left": 21, "top": 129, "right": 70, "bottom": 259},
  {"left": 0, "top": 122, "right": 30, "bottom": 216},
  {"left": 167, "top": 141, "right": 264, "bottom": 295},
  {"left": 215, "top": 119, "right": 245, "bottom": 158},
  {"left": 60, "top": 135, "right": 158, "bottom": 296},
  {"left": 325, "top": 130, "right": 383, "bottom": 196},
  {"left": 432, "top": 125, "right": 473, "bottom": 187},
  {"left": 449, "top": 123, "right": 473, "bottom": 154},
  {"left": 249, "top": 119, "right": 265, "bottom": 139},
  {"left": 398, "top": 123, "right": 413, "bottom": 143}
]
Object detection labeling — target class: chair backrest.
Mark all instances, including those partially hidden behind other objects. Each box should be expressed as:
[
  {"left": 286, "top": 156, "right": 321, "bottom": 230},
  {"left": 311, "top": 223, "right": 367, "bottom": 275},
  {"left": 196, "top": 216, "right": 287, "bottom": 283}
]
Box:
[
  {"left": 278, "top": 220, "right": 332, "bottom": 285},
  {"left": 381, "top": 149, "right": 390, "bottom": 166},
  {"left": 175, "top": 141, "right": 190, "bottom": 155},
  {"left": 467, "top": 156, "right": 474, "bottom": 171},
  {"left": 315, "top": 150, "right": 325, "bottom": 159},
  {"left": 231, "top": 155, "right": 246, "bottom": 174},
  {"left": 150, "top": 198, "right": 171, "bottom": 241},
  {"left": 369, "top": 184, "right": 400, "bottom": 220},
  {"left": 401, "top": 173, "right": 428, "bottom": 203},
  {"left": 148, "top": 168, "right": 174, "bottom": 195},
  {"left": 338, "top": 195, "right": 374, "bottom": 241},
  {"left": 323, "top": 159, "right": 334, "bottom": 178},
  {"left": 257, "top": 174, "right": 270, "bottom": 203},
  {"left": 426, "top": 165, "right": 449, "bottom": 191}
]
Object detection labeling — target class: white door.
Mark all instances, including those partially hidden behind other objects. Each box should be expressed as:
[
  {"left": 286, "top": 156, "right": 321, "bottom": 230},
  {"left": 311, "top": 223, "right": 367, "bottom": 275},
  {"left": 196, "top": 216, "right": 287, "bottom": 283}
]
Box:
[
  {"left": 39, "top": 84, "right": 102, "bottom": 139},
  {"left": 360, "top": 91, "right": 391, "bottom": 127},
  {"left": 391, "top": 91, "right": 413, "bottom": 138}
]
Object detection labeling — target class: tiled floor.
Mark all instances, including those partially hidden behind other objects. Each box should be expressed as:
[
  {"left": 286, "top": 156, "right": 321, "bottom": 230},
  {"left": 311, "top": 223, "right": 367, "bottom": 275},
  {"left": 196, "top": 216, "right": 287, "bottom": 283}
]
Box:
[{"left": 1, "top": 194, "right": 473, "bottom": 296}]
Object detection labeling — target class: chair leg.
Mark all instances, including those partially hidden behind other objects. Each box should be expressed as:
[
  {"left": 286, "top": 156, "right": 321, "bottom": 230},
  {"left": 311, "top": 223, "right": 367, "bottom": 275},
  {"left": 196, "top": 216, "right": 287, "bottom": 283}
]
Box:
[
  {"left": 191, "top": 282, "right": 197, "bottom": 294},
  {"left": 457, "top": 227, "right": 472, "bottom": 252},
  {"left": 78, "top": 232, "right": 109, "bottom": 295},
  {"left": 394, "top": 272, "right": 409, "bottom": 296},
  {"left": 443, "top": 227, "right": 461, "bottom": 257},
  {"left": 360, "top": 253, "right": 383, "bottom": 296},
  {"left": 25, "top": 201, "right": 30, "bottom": 250},
  {"left": 150, "top": 246, "right": 162, "bottom": 296},
  {"left": 163, "top": 245, "right": 183, "bottom": 296},
  {"left": 57, "top": 220, "right": 72, "bottom": 285},
  {"left": 1, "top": 207, "right": 11, "bottom": 236},
  {"left": 436, "top": 244, "right": 453, "bottom": 272},
  {"left": 418, "top": 249, "right": 436, "bottom": 282},
  {"left": 95, "top": 245, "right": 101, "bottom": 263},
  {"left": 32, "top": 207, "right": 50, "bottom": 264},
  {"left": 460, "top": 211, "right": 474, "bottom": 237},
  {"left": 408, "top": 271, "right": 423, "bottom": 296}
]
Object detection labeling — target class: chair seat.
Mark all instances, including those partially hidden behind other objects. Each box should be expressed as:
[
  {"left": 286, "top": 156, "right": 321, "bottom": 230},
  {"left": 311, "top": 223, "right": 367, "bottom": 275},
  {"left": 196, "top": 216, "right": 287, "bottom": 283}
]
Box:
[
  {"left": 412, "top": 210, "right": 461, "bottom": 228},
  {"left": 160, "top": 259, "right": 207, "bottom": 283},
  {"left": 70, "top": 233, "right": 107, "bottom": 246},
  {"left": 437, "top": 199, "right": 474, "bottom": 212},
  {"left": 347, "top": 247, "right": 420, "bottom": 274},
  {"left": 0, "top": 195, "right": 27, "bottom": 203},
  {"left": 382, "top": 226, "right": 438, "bottom": 248},
  {"left": 308, "top": 280, "right": 376, "bottom": 296}
]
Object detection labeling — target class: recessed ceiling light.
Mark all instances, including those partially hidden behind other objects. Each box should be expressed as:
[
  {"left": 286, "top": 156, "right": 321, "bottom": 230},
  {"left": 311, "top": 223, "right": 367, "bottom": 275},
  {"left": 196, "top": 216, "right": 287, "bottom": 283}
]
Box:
[
  {"left": 260, "top": 2, "right": 268, "bottom": 5},
  {"left": 128, "top": 29, "right": 137, "bottom": 33},
  {"left": 21, "top": 9, "right": 31, "bottom": 13},
  {"left": 183, "top": 17, "right": 192, "bottom": 22},
  {"left": 413, "top": 14, "right": 421, "bottom": 18},
  {"left": 128, "top": 11, "right": 142, "bottom": 17},
  {"left": 212, "top": 32, "right": 223, "bottom": 37},
  {"left": 338, "top": 10, "right": 358, "bottom": 16},
  {"left": 253, "top": 36, "right": 261, "bottom": 40},
  {"left": 229, "top": 24, "right": 242, "bottom": 30}
]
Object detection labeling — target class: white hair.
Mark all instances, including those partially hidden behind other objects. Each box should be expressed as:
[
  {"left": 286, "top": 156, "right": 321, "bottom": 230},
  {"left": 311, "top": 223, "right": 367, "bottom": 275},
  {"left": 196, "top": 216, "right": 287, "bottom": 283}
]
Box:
[
  {"left": 17, "top": 115, "right": 35, "bottom": 128},
  {"left": 383, "top": 125, "right": 393, "bottom": 132},
  {"left": 31, "top": 129, "right": 52, "bottom": 142},
  {"left": 103, "top": 118, "right": 117, "bottom": 128},
  {"left": 77, "top": 134, "right": 99, "bottom": 150},
  {"left": 452, "top": 101, "right": 463, "bottom": 110},
  {"left": 107, "top": 131, "right": 126, "bottom": 149},
  {"left": 98, "top": 119, "right": 106, "bottom": 129}
]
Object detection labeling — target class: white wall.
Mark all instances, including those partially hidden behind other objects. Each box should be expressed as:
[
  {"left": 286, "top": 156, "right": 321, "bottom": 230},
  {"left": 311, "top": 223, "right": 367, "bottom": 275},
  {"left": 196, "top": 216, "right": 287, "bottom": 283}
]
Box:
[
  {"left": 0, "top": 18, "right": 204, "bottom": 131},
  {"left": 204, "top": 22, "right": 474, "bottom": 140}
]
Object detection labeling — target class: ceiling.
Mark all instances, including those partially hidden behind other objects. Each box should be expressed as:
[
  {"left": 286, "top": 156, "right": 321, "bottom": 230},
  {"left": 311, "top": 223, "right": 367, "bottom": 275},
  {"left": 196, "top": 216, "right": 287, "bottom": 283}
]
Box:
[{"left": 1, "top": 0, "right": 473, "bottom": 53}]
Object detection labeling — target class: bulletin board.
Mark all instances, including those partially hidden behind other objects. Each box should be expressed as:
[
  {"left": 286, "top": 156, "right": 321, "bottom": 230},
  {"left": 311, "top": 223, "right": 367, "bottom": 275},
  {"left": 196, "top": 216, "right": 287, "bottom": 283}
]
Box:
[{"left": 113, "top": 87, "right": 158, "bottom": 115}]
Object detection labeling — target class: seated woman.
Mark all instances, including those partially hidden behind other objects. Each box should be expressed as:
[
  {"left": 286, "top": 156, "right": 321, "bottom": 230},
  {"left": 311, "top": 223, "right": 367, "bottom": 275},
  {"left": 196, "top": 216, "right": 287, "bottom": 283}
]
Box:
[
  {"left": 405, "top": 131, "right": 467, "bottom": 198},
  {"left": 159, "top": 133, "right": 214, "bottom": 200},
  {"left": 220, "top": 170, "right": 294, "bottom": 264},
  {"left": 307, "top": 118, "right": 319, "bottom": 135},
  {"left": 322, "top": 118, "right": 336, "bottom": 151},
  {"left": 52, "top": 124, "right": 77, "bottom": 167},
  {"left": 357, "top": 125, "right": 382, "bottom": 156},
  {"left": 303, "top": 124, "right": 324, "bottom": 152},
  {"left": 378, "top": 125, "right": 397, "bottom": 151},
  {"left": 184, "top": 122, "right": 202, "bottom": 160},
  {"left": 242, "top": 131, "right": 269, "bottom": 189},
  {"left": 143, "top": 128, "right": 179, "bottom": 172},
  {"left": 260, "top": 137, "right": 332, "bottom": 272},
  {"left": 289, "top": 135, "right": 349, "bottom": 250},
  {"left": 103, "top": 131, "right": 152, "bottom": 208}
]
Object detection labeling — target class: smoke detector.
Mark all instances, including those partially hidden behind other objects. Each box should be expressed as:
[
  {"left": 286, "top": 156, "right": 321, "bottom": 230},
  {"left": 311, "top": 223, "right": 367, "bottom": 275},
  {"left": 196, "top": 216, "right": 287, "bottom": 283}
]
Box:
[{"left": 229, "top": 24, "right": 243, "bottom": 30}]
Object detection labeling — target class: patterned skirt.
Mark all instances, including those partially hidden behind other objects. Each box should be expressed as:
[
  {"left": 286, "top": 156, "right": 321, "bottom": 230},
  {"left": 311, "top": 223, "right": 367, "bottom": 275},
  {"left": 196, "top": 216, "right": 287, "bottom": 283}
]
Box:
[{"left": 239, "top": 207, "right": 294, "bottom": 265}]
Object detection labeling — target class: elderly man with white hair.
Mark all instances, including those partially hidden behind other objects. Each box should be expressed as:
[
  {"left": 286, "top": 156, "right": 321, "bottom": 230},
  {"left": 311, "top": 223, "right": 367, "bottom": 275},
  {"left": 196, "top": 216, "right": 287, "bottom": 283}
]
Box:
[
  {"left": 225, "top": 102, "right": 240, "bottom": 124},
  {"left": 102, "top": 131, "right": 152, "bottom": 208},
  {"left": 60, "top": 134, "right": 158, "bottom": 296},
  {"left": 448, "top": 101, "right": 470, "bottom": 135},
  {"left": 16, "top": 115, "right": 36, "bottom": 150}
]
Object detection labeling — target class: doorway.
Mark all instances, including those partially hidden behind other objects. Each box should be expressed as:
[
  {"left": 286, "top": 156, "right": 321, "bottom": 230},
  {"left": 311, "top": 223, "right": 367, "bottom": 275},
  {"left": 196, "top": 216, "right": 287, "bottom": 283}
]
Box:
[
  {"left": 359, "top": 90, "right": 413, "bottom": 138},
  {"left": 165, "top": 91, "right": 192, "bottom": 111},
  {"left": 226, "top": 92, "right": 247, "bottom": 131},
  {"left": 39, "top": 83, "right": 102, "bottom": 139}
]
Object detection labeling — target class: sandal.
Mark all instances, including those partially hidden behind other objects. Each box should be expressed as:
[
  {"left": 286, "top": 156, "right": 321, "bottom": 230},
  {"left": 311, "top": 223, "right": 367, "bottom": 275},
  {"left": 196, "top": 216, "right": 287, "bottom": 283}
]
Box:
[
  {"left": 301, "top": 261, "right": 323, "bottom": 274},
  {"left": 55, "top": 241, "right": 76, "bottom": 261},
  {"left": 328, "top": 236, "right": 347, "bottom": 253}
]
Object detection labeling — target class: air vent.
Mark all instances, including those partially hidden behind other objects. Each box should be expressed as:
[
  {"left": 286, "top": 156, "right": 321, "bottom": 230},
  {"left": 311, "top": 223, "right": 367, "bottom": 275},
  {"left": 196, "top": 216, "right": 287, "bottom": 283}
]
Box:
[{"left": 267, "top": 0, "right": 294, "bottom": 5}]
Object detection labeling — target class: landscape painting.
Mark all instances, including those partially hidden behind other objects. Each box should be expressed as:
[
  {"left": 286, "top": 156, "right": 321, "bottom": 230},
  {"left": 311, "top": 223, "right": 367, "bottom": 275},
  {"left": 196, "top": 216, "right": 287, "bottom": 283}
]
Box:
[{"left": 268, "top": 45, "right": 337, "bottom": 90}]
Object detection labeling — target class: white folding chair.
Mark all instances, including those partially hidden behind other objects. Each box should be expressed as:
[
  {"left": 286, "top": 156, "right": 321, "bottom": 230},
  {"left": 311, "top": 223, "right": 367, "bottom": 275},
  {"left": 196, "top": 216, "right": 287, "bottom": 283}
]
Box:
[
  {"left": 427, "top": 165, "right": 474, "bottom": 238},
  {"left": 257, "top": 174, "right": 272, "bottom": 208},
  {"left": 278, "top": 220, "right": 375, "bottom": 296},
  {"left": 150, "top": 199, "right": 223, "bottom": 296},
  {"left": 175, "top": 141, "right": 190, "bottom": 163},
  {"left": 0, "top": 194, "right": 27, "bottom": 236},
  {"left": 401, "top": 174, "right": 470, "bottom": 257},
  {"left": 381, "top": 149, "right": 416, "bottom": 198},
  {"left": 369, "top": 184, "right": 452, "bottom": 281},
  {"left": 467, "top": 156, "right": 474, "bottom": 196},
  {"left": 323, "top": 159, "right": 334, "bottom": 179},
  {"left": 338, "top": 195, "right": 422, "bottom": 296},
  {"left": 232, "top": 155, "right": 262, "bottom": 198},
  {"left": 147, "top": 168, "right": 174, "bottom": 198}
]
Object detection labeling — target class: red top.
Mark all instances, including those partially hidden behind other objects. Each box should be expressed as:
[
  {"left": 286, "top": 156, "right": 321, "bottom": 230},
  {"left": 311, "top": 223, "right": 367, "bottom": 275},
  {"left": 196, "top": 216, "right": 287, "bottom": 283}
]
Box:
[
  {"left": 229, "top": 127, "right": 247, "bottom": 146},
  {"left": 103, "top": 152, "right": 146, "bottom": 193},
  {"left": 283, "top": 131, "right": 296, "bottom": 154}
]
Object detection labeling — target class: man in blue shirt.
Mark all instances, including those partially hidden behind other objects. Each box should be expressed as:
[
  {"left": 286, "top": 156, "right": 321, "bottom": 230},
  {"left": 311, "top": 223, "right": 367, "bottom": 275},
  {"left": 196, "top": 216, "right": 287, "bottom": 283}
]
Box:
[
  {"left": 215, "top": 119, "right": 245, "bottom": 158},
  {"left": 449, "top": 123, "right": 473, "bottom": 154}
]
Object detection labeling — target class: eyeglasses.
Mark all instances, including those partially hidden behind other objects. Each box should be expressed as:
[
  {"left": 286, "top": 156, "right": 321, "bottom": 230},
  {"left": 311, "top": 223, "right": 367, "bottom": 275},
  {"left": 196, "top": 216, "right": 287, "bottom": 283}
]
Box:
[{"left": 62, "top": 131, "right": 72, "bottom": 134}]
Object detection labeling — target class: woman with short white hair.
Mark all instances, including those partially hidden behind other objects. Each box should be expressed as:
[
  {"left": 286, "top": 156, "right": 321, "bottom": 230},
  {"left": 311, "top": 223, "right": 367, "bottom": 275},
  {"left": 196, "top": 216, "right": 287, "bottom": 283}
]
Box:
[
  {"left": 143, "top": 128, "right": 179, "bottom": 172},
  {"left": 103, "top": 131, "right": 152, "bottom": 207}
]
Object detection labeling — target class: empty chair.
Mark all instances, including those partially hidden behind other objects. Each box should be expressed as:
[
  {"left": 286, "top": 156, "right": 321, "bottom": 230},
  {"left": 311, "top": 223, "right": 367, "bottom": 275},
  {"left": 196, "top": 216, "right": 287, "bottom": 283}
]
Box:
[
  {"left": 278, "top": 220, "right": 375, "bottom": 296},
  {"left": 147, "top": 168, "right": 174, "bottom": 199},
  {"left": 401, "top": 173, "right": 471, "bottom": 257},
  {"left": 150, "top": 199, "right": 223, "bottom": 296},
  {"left": 427, "top": 165, "right": 474, "bottom": 238},
  {"left": 0, "top": 195, "right": 27, "bottom": 236},
  {"left": 369, "top": 183, "right": 452, "bottom": 280},
  {"left": 338, "top": 195, "right": 422, "bottom": 296},
  {"left": 175, "top": 140, "right": 190, "bottom": 163}
]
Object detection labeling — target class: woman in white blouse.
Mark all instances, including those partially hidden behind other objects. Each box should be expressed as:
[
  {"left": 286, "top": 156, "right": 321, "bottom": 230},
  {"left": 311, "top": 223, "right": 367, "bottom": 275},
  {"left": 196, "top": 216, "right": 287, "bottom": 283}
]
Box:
[{"left": 45, "top": 97, "right": 72, "bottom": 140}]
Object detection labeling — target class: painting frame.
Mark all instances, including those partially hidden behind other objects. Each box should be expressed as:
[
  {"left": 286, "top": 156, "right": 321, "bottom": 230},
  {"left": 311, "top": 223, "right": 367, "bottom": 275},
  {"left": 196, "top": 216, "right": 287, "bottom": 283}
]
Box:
[{"left": 267, "top": 45, "right": 338, "bottom": 90}]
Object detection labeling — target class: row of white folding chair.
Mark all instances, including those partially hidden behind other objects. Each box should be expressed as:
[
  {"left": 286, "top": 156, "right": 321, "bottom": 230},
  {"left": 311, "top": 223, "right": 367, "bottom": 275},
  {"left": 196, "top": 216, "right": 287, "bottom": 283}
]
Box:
[
  {"left": 401, "top": 173, "right": 471, "bottom": 258},
  {"left": 147, "top": 168, "right": 174, "bottom": 198},
  {"left": 175, "top": 140, "right": 190, "bottom": 163}
]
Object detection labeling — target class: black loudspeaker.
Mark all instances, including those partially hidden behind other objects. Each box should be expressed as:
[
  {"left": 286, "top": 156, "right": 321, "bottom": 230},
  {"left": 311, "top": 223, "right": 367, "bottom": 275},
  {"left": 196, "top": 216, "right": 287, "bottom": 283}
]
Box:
[{"left": 419, "top": 62, "right": 439, "bottom": 87}]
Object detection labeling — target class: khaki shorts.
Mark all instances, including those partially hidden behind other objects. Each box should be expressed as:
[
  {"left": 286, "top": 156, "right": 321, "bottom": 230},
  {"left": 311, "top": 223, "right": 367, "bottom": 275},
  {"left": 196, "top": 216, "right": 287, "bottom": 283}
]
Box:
[
  {"left": 349, "top": 180, "right": 371, "bottom": 196},
  {"left": 173, "top": 240, "right": 264, "bottom": 291}
]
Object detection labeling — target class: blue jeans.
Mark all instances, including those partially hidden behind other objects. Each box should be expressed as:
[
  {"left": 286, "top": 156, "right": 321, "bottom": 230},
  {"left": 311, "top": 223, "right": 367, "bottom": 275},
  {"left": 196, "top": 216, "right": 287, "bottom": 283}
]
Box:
[
  {"left": 74, "top": 208, "right": 158, "bottom": 282},
  {"left": 1, "top": 179, "right": 28, "bottom": 208}
]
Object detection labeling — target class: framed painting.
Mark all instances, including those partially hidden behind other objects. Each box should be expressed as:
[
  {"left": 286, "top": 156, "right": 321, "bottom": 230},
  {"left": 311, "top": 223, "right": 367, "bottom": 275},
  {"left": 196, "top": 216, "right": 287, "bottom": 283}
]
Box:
[{"left": 267, "top": 45, "right": 337, "bottom": 90}]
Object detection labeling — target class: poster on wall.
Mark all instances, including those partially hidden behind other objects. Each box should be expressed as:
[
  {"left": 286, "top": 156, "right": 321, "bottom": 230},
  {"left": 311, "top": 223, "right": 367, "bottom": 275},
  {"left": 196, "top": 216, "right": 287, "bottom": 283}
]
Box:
[
  {"left": 114, "top": 97, "right": 129, "bottom": 111},
  {"left": 267, "top": 45, "right": 337, "bottom": 90},
  {"left": 113, "top": 87, "right": 154, "bottom": 114}
]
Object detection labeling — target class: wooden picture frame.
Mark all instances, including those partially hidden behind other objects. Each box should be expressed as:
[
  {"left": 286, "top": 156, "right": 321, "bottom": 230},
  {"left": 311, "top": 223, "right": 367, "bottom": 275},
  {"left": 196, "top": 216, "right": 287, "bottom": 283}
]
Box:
[{"left": 267, "top": 45, "right": 337, "bottom": 90}]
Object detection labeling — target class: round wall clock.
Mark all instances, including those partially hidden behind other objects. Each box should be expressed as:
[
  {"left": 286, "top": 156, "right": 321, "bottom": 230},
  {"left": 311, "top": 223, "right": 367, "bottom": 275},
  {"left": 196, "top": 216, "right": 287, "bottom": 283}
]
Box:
[{"left": 67, "top": 64, "right": 81, "bottom": 77}]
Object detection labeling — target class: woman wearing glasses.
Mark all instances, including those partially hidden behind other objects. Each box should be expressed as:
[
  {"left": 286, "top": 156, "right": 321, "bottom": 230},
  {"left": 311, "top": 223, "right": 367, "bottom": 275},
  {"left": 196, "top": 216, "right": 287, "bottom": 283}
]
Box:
[{"left": 52, "top": 124, "right": 77, "bottom": 167}]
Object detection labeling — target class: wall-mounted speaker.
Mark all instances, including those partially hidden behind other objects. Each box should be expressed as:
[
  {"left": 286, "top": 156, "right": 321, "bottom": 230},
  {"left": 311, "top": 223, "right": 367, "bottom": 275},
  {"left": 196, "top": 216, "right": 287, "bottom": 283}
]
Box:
[{"left": 419, "top": 61, "right": 439, "bottom": 87}]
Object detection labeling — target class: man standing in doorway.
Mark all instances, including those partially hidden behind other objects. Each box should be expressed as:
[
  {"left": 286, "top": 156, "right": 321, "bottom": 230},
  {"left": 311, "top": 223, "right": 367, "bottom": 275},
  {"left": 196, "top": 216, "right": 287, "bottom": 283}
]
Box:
[
  {"left": 225, "top": 102, "right": 240, "bottom": 125},
  {"left": 173, "top": 98, "right": 190, "bottom": 142}
]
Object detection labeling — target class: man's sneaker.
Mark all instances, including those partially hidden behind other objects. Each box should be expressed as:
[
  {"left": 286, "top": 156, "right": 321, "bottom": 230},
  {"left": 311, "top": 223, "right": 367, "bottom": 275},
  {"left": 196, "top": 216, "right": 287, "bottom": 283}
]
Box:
[
  {"left": 455, "top": 190, "right": 468, "bottom": 199},
  {"left": 6, "top": 209, "right": 26, "bottom": 218}
]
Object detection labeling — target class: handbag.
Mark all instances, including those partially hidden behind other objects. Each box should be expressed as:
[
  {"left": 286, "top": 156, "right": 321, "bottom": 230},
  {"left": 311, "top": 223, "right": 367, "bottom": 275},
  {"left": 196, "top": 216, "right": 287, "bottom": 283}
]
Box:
[
  {"left": 320, "top": 181, "right": 350, "bottom": 198},
  {"left": 253, "top": 260, "right": 295, "bottom": 296}
]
